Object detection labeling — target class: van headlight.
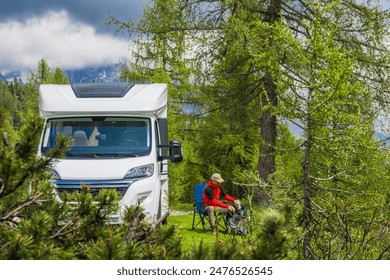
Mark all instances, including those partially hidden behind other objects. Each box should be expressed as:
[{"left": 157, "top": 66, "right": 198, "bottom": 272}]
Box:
[{"left": 124, "top": 164, "right": 154, "bottom": 180}]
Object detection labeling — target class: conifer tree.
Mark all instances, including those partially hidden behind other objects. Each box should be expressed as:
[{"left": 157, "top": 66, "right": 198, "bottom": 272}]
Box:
[
  {"left": 108, "top": 0, "right": 390, "bottom": 260},
  {"left": 0, "top": 112, "right": 180, "bottom": 259},
  {"left": 32, "top": 58, "right": 51, "bottom": 84},
  {"left": 0, "top": 60, "right": 184, "bottom": 260},
  {"left": 47, "top": 67, "right": 69, "bottom": 84}
]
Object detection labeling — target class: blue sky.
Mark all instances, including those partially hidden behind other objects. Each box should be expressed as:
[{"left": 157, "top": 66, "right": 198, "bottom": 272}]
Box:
[
  {"left": 0, "top": 0, "right": 388, "bottom": 75},
  {"left": 0, "top": 0, "right": 144, "bottom": 36},
  {"left": 0, "top": 0, "right": 144, "bottom": 74}
]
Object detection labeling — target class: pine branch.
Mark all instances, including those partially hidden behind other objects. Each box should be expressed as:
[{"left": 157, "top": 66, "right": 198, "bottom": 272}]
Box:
[
  {"left": 0, "top": 192, "right": 44, "bottom": 222},
  {"left": 50, "top": 219, "right": 80, "bottom": 239},
  {"left": 124, "top": 211, "right": 146, "bottom": 243},
  {"left": 124, "top": 211, "right": 169, "bottom": 243}
]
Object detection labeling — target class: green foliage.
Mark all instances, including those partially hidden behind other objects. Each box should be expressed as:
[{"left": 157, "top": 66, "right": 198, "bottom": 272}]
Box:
[
  {"left": 1, "top": 0, "right": 389, "bottom": 260},
  {"left": 84, "top": 206, "right": 183, "bottom": 260},
  {"left": 84, "top": 227, "right": 128, "bottom": 260},
  {"left": 270, "top": 1, "right": 390, "bottom": 259},
  {"left": 250, "top": 208, "right": 295, "bottom": 259},
  {"left": 23, "top": 59, "right": 68, "bottom": 118},
  {"left": 105, "top": 0, "right": 390, "bottom": 260},
  {"left": 169, "top": 197, "right": 301, "bottom": 260},
  {"left": 28, "top": 59, "right": 68, "bottom": 85},
  {"left": 0, "top": 114, "right": 183, "bottom": 260},
  {"left": 47, "top": 67, "right": 69, "bottom": 84},
  {"left": 0, "top": 80, "right": 21, "bottom": 141}
]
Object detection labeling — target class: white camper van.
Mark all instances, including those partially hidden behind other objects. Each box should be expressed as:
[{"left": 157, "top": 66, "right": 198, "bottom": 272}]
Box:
[{"left": 38, "top": 83, "right": 182, "bottom": 223}]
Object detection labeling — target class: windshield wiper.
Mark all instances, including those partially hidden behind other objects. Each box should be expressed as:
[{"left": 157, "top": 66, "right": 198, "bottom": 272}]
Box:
[
  {"left": 65, "top": 153, "right": 100, "bottom": 158},
  {"left": 65, "top": 152, "right": 81, "bottom": 157},
  {"left": 67, "top": 153, "right": 138, "bottom": 158},
  {"left": 104, "top": 153, "right": 138, "bottom": 158}
]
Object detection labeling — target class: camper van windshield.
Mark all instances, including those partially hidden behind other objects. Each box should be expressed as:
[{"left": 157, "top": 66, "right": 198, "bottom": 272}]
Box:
[{"left": 41, "top": 117, "right": 152, "bottom": 158}]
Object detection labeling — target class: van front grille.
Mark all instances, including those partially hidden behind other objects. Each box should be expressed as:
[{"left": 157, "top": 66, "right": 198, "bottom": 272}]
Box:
[{"left": 53, "top": 180, "right": 132, "bottom": 200}]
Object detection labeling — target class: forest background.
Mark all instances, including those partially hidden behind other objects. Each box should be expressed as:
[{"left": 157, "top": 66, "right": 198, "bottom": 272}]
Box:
[{"left": 1, "top": 0, "right": 390, "bottom": 260}]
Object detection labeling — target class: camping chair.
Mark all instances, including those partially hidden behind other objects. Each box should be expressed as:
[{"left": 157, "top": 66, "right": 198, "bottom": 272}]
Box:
[
  {"left": 191, "top": 183, "right": 208, "bottom": 232},
  {"left": 191, "top": 183, "right": 228, "bottom": 233}
]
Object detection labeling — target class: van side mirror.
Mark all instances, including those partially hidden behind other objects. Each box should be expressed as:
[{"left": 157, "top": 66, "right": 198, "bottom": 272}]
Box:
[
  {"left": 158, "top": 140, "right": 183, "bottom": 162},
  {"left": 169, "top": 140, "right": 183, "bottom": 162}
]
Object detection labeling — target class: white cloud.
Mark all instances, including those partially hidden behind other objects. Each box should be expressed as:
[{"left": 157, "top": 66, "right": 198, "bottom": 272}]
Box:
[{"left": 0, "top": 10, "right": 129, "bottom": 72}]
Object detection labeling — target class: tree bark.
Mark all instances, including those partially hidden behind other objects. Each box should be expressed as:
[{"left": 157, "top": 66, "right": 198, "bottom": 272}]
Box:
[
  {"left": 258, "top": 72, "right": 277, "bottom": 184},
  {"left": 255, "top": 0, "right": 281, "bottom": 204},
  {"left": 302, "top": 89, "right": 313, "bottom": 259}
]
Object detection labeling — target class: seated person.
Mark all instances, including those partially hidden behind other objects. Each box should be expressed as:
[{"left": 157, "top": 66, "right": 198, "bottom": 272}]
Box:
[{"left": 203, "top": 173, "right": 240, "bottom": 234}]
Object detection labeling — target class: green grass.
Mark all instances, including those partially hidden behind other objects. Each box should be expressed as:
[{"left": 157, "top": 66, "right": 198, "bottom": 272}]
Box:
[
  {"left": 165, "top": 207, "right": 250, "bottom": 255},
  {"left": 163, "top": 203, "right": 299, "bottom": 260}
]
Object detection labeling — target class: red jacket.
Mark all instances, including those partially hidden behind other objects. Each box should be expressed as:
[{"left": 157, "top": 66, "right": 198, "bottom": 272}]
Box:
[{"left": 203, "top": 181, "right": 235, "bottom": 208}]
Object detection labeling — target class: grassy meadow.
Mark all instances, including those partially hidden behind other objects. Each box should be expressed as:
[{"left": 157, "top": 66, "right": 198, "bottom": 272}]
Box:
[{"left": 165, "top": 203, "right": 256, "bottom": 257}]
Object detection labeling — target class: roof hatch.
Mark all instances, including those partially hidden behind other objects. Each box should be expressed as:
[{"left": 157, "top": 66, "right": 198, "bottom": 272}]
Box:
[{"left": 71, "top": 83, "right": 134, "bottom": 98}]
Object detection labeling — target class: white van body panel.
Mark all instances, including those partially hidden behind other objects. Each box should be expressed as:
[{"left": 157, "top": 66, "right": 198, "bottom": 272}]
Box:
[
  {"left": 53, "top": 158, "right": 151, "bottom": 180},
  {"left": 39, "top": 83, "right": 168, "bottom": 118},
  {"left": 38, "top": 83, "right": 173, "bottom": 223}
]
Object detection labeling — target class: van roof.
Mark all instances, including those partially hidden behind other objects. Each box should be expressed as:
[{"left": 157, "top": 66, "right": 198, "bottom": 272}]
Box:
[
  {"left": 39, "top": 83, "right": 168, "bottom": 118},
  {"left": 71, "top": 83, "right": 134, "bottom": 98}
]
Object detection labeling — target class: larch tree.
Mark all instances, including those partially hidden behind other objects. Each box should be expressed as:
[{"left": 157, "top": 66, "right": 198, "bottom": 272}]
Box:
[
  {"left": 244, "top": 0, "right": 390, "bottom": 259},
  {"left": 108, "top": 0, "right": 389, "bottom": 225}
]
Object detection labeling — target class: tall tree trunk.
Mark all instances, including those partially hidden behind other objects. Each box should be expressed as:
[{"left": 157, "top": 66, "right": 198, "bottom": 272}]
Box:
[
  {"left": 255, "top": 0, "right": 281, "bottom": 204},
  {"left": 302, "top": 89, "right": 313, "bottom": 259},
  {"left": 258, "top": 72, "right": 277, "bottom": 181}
]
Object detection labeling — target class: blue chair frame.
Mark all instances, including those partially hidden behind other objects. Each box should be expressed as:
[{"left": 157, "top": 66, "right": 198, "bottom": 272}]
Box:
[{"left": 191, "top": 183, "right": 208, "bottom": 232}]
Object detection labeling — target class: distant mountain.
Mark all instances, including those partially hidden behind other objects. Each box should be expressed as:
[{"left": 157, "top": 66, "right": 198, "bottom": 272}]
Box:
[
  {"left": 376, "top": 130, "right": 390, "bottom": 146},
  {"left": 0, "top": 64, "right": 124, "bottom": 84},
  {"left": 65, "top": 64, "right": 123, "bottom": 83},
  {"left": 0, "top": 70, "right": 23, "bottom": 82}
]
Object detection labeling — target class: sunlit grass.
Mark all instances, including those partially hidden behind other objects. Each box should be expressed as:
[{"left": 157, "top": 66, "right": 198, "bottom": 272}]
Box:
[{"left": 166, "top": 204, "right": 252, "bottom": 255}]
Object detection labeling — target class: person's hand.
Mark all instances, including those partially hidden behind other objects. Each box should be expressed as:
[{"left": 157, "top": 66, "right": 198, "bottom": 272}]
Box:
[
  {"left": 234, "top": 200, "right": 241, "bottom": 210},
  {"left": 228, "top": 205, "right": 236, "bottom": 213}
]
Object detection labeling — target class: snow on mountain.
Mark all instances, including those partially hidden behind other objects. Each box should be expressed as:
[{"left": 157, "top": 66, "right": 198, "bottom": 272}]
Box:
[
  {"left": 65, "top": 64, "right": 123, "bottom": 83},
  {"left": 0, "top": 70, "right": 23, "bottom": 82}
]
